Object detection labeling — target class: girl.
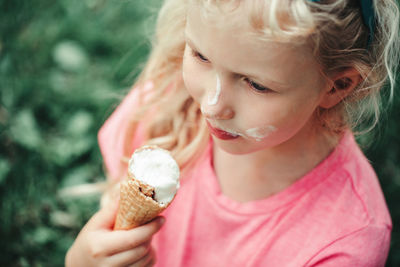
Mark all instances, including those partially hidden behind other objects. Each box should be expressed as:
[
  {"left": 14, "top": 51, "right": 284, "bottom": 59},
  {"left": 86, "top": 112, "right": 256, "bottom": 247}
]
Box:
[{"left": 66, "top": 0, "right": 399, "bottom": 266}]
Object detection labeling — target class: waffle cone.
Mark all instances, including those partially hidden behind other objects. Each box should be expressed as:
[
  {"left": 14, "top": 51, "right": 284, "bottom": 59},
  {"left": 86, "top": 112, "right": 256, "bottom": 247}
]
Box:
[{"left": 114, "top": 173, "right": 167, "bottom": 230}]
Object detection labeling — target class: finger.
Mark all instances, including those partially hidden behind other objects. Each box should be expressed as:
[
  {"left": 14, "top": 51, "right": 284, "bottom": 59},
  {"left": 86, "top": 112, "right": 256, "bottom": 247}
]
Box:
[
  {"left": 87, "top": 199, "right": 120, "bottom": 230},
  {"left": 103, "top": 217, "right": 164, "bottom": 255},
  {"left": 106, "top": 242, "right": 151, "bottom": 266},
  {"left": 129, "top": 246, "right": 155, "bottom": 267},
  {"left": 143, "top": 247, "right": 156, "bottom": 267}
]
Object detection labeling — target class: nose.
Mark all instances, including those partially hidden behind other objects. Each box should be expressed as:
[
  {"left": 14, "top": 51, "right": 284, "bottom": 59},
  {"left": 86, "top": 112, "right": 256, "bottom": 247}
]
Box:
[{"left": 201, "top": 74, "right": 234, "bottom": 120}]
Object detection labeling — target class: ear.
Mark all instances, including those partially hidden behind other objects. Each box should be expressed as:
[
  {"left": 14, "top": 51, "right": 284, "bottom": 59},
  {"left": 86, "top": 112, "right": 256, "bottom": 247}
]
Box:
[{"left": 319, "top": 68, "right": 362, "bottom": 109}]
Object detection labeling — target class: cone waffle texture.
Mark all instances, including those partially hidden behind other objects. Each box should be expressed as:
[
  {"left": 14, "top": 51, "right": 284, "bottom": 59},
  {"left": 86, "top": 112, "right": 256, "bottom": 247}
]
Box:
[{"left": 114, "top": 173, "right": 168, "bottom": 230}]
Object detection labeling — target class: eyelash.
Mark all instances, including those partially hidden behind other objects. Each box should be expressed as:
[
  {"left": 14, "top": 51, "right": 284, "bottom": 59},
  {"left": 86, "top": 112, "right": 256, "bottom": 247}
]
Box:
[
  {"left": 243, "top": 78, "right": 272, "bottom": 93},
  {"left": 190, "top": 48, "right": 272, "bottom": 93},
  {"left": 191, "top": 50, "right": 209, "bottom": 63}
]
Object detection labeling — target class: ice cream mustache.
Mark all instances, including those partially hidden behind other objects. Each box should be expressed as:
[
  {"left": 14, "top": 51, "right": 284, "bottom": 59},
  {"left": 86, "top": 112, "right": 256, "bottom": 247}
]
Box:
[
  {"left": 114, "top": 146, "right": 180, "bottom": 230},
  {"left": 208, "top": 120, "right": 277, "bottom": 141}
]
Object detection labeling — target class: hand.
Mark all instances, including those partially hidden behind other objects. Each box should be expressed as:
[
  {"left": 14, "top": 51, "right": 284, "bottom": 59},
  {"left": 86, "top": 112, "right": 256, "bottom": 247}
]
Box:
[{"left": 65, "top": 200, "right": 165, "bottom": 267}]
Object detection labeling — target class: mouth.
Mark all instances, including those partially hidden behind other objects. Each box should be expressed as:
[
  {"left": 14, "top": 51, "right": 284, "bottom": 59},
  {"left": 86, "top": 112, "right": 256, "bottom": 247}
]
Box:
[{"left": 206, "top": 121, "right": 240, "bottom": 140}]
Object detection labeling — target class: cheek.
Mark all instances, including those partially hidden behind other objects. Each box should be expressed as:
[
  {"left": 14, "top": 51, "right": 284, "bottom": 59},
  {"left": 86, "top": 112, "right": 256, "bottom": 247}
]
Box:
[
  {"left": 270, "top": 98, "right": 320, "bottom": 138},
  {"left": 241, "top": 96, "right": 314, "bottom": 135}
]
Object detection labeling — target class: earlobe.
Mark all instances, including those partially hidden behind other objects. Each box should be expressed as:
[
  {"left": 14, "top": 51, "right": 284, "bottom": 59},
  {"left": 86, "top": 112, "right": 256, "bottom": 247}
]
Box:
[{"left": 319, "top": 69, "right": 362, "bottom": 109}]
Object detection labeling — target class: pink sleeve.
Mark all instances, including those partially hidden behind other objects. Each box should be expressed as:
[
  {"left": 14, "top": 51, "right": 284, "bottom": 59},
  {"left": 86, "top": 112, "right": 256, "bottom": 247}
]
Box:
[
  {"left": 306, "top": 224, "right": 391, "bottom": 267},
  {"left": 98, "top": 81, "right": 153, "bottom": 181}
]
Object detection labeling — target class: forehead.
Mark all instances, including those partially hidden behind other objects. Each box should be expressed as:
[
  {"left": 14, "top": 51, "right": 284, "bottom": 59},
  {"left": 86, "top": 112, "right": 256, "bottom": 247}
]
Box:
[
  {"left": 185, "top": 2, "right": 322, "bottom": 88},
  {"left": 187, "top": 0, "right": 309, "bottom": 42}
]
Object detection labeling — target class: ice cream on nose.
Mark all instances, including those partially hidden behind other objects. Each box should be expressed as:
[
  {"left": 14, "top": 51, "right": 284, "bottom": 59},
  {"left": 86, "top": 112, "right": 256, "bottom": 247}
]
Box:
[{"left": 207, "top": 74, "right": 221, "bottom": 106}]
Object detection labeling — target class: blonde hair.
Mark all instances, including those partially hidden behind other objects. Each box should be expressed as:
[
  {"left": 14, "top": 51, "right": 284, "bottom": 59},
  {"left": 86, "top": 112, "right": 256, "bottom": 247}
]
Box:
[{"left": 122, "top": 0, "right": 399, "bottom": 174}]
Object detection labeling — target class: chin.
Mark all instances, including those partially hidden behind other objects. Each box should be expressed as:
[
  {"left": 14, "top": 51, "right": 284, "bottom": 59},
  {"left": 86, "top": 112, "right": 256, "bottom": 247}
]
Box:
[{"left": 212, "top": 136, "right": 267, "bottom": 155}]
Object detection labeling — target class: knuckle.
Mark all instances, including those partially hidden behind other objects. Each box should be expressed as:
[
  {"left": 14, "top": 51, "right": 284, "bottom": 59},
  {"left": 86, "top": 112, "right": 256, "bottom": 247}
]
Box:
[
  {"left": 88, "top": 242, "right": 104, "bottom": 258},
  {"left": 127, "top": 237, "right": 141, "bottom": 249},
  {"left": 148, "top": 254, "right": 156, "bottom": 266},
  {"left": 144, "top": 247, "right": 156, "bottom": 267},
  {"left": 136, "top": 244, "right": 149, "bottom": 257},
  {"left": 146, "top": 255, "right": 156, "bottom": 267},
  {"left": 137, "top": 255, "right": 151, "bottom": 267},
  {"left": 132, "top": 246, "right": 154, "bottom": 267}
]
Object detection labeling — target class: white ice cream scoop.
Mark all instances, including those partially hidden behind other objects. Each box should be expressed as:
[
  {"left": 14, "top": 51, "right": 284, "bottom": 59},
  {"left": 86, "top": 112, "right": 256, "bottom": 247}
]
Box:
[
  {"left": 114, "top": 146, "right": 180, "bottom": 230},
  {"left": 128, "top": 146, "right": 180, "bottom": 205}
]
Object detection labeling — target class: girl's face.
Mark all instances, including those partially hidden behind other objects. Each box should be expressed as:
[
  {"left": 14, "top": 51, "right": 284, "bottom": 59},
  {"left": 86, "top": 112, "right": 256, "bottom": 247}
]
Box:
[{"left": 182, "top": 4, "right": 332, "bottom": 155}]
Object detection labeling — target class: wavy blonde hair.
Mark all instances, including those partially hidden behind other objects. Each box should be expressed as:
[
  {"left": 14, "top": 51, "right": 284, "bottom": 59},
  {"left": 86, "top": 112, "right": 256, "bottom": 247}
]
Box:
[{"left": 123, "top": 0, "right": 399, "bottom": 174}]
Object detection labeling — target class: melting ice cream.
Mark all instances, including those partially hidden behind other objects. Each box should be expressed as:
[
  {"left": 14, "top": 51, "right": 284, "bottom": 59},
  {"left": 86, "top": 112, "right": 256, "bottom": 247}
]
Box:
[{"left": 128, "top": 146, "right": 180, "bottom": 205}]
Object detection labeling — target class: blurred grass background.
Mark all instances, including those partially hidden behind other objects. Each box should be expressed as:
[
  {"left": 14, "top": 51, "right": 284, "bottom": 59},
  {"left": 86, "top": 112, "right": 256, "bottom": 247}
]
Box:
[{"left": 0, "top": 0, "right": 399, "bottom": 266}]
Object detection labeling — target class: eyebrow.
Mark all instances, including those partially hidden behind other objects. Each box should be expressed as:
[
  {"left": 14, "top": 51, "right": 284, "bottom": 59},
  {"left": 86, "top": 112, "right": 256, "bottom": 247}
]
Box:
[
  {"left": 184, "top": 32, "right": 290, "bottom": 90},
  {"left": 185, "top": 33, "right": 203, "bottom": 55}
]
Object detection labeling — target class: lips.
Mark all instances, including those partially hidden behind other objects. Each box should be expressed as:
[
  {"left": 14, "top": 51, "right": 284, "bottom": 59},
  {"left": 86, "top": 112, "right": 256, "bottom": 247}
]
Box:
[{"left": 206, "top": 121, "right": 240, "bottom": 140}]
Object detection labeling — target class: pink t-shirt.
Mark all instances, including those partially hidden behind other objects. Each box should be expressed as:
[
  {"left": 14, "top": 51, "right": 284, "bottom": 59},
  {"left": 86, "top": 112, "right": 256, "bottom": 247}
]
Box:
[{"left": 98, "top": 86, "right": 392, "bottom": 267}]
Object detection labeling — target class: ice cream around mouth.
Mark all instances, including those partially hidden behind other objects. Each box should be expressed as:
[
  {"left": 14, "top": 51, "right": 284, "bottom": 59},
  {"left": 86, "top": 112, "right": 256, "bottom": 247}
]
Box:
[{"left": 128, "top": 146, "right": 180, "bottom": 206}]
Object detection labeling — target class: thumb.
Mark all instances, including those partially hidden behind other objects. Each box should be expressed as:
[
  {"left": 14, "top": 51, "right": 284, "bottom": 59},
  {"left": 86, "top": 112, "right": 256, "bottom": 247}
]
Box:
[{"left": 88, "top": 199, "right": 120, "bottom": 230}]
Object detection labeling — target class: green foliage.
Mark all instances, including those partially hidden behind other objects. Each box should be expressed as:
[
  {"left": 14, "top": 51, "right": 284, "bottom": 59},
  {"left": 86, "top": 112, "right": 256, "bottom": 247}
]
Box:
[
  {"left": 0, "top": 0, "right": 160, "bottom": 265},
  {"left": 362, "top": 80, "right": 400, "bottom": 266},
  {"left": 1, "top": 0, "right": 399, "bottom": 266}
]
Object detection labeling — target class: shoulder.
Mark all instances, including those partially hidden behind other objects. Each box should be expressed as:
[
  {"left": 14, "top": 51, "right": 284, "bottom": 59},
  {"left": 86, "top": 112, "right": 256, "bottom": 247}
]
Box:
[
  {"left": 304, "top": 131, "right": 392, "bottom": 266},
  {"left": 305, "top": 223, "right": 391, "bottom": 267},
  {"left": 98, "top": 81, "right": 154, "bottom": 181},
  {"left": 331, "top": 131, "right": 391, "bottom": 226},
  {"left": 312, "top": 131, "right": 391, "bottom": 226}
]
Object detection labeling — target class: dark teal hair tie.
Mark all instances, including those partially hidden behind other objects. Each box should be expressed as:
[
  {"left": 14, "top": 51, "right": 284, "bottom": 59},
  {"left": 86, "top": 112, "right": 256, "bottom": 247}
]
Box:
[
  {"left": 309, "top": 0, "right": 376, "bottom": 47},
  {"left": 359, "top": 0, "right": 375, "bottom": 46}
]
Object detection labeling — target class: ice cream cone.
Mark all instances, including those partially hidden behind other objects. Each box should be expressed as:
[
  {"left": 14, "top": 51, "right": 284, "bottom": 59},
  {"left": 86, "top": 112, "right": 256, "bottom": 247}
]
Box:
[
  {"left": 114, "top": 173, "right": 167, "bottom": 230},
  {"left": 113, "top": 146, "right": 180, "bottom": 230}
]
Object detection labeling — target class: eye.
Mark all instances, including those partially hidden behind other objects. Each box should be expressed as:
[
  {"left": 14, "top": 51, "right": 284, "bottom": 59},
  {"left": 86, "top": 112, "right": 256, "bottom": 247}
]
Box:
[
  {"left": 244, "top": 78, "right": 272, "bottom": 93},
  {"left": 191, "top": 49, "right": 210, "bottom": 63}
]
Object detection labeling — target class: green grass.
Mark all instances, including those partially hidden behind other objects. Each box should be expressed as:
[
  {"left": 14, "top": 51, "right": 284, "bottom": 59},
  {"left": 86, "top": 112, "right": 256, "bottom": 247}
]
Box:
[{"left": 1, "top": 0, "right": 400, "bottom": 266}]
